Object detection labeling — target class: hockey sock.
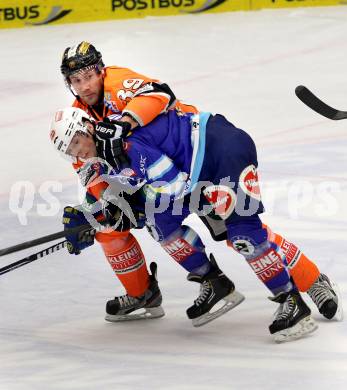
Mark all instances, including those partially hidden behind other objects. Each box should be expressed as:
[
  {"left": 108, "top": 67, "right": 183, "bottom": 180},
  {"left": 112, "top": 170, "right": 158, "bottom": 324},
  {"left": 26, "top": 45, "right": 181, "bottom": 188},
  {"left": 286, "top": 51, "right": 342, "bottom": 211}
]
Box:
[
  {"left": 161, "top": 225, "right": 211, "bottom": 274},
  {"left": 227, "top": 216, "right": 294, "bottom": 295},
  {"left": 263, "top": 225, "right": 320, "bottom": 292},
  {"left": 96, "top": 230, "right": 150, "bottom": 297}
]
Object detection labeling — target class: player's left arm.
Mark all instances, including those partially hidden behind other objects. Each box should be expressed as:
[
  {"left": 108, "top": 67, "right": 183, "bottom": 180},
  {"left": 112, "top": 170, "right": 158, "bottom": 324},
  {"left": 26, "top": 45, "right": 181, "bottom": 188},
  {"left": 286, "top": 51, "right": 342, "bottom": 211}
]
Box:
[
  {"left": 106, "top": 68, "right": 176, "bottom": 128},
  {"left": 121, "top": 82, "right": 177, "bottom": 128}
]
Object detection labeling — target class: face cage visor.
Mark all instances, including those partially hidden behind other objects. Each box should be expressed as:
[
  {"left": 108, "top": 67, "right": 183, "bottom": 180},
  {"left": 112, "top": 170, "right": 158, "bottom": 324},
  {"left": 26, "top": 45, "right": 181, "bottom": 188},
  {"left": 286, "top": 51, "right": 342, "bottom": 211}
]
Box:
[{"left": 63, "top": 63, "right": 104, "bottom": 95}]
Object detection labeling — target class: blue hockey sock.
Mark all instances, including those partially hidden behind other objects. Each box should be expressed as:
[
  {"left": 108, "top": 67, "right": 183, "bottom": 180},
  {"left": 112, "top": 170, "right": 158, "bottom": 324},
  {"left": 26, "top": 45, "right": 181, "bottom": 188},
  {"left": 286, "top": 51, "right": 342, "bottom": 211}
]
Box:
[
  {"left": 227, "top": 216, "right": 294, "bottom": 295},
  {"left": 161, "top": 225, "right": 211, "bottom": 274}
]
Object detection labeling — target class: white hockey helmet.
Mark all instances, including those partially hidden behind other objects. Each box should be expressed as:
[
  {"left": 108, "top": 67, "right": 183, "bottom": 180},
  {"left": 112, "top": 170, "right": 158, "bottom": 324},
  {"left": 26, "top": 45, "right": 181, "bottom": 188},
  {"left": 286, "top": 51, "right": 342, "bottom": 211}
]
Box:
[{"left": 49, "top": 107, "right": 94, "bottom": 161}]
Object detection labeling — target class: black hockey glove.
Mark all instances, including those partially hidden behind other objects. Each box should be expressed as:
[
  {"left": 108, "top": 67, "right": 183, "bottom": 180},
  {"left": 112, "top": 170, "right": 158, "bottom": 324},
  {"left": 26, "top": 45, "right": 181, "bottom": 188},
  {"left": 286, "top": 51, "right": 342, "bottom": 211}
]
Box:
[
  {"left": 95, "top": 119, "right": 131, "bottom": 169},
  {"left": 102, "top": 200, "right": 137, "bottom": 232}
]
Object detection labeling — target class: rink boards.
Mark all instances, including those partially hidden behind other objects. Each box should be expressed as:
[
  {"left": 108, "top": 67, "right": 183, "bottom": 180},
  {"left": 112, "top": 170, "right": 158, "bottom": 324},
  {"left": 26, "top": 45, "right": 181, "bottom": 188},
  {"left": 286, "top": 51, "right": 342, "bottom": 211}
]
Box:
[{"left": 0, "top": 0, "right": 345, "bottom": 29}]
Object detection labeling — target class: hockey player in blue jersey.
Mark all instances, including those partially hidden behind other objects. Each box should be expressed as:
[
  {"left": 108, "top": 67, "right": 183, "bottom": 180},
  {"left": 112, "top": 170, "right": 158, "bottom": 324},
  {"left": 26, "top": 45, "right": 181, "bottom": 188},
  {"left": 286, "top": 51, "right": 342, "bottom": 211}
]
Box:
[{"left": 50, "top": 107, "right": 342, "bottom": 342}]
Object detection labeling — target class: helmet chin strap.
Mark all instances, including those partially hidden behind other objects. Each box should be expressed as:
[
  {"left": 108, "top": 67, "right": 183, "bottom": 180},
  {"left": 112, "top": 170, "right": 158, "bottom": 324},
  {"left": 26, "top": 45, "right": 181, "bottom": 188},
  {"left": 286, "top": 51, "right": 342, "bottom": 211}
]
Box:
[
  {"left": 63, "top": 74, "right": 78, "bottom": 98},
  {"left": 69, "top": 85, "right": 79, "bottom": 99},
  {"left": 87, "top": 125, "right": 96, "bottom": 139}
]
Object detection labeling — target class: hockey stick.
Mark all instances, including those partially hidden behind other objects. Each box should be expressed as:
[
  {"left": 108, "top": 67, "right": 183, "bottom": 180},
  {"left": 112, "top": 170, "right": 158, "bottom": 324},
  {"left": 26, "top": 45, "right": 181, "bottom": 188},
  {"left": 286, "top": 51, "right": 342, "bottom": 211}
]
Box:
[
  {"left": 0, "top": 224, "right": 92, "bottom": 257},
  {"left": 0, "top": 240, "right": 66, "bottom": 276},
  {"left": 295, "top": 85, "right": 347, "bottom": 120}
]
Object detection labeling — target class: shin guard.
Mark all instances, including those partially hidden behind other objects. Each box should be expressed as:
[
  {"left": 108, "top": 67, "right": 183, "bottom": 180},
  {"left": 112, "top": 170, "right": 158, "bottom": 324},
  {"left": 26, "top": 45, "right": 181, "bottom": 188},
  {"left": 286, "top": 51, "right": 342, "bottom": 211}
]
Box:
[
  {"left": 96, "top": 230, "right": 150, "bottom": 297},
  {"left": 264, "top": 225, "right": 320, "bottom": 292},
  {"left": 227, "top": 217, "right": 293, "bottom": 295},
  {"left": 161, "top": 225, "right": 211, "bottom": 274}
]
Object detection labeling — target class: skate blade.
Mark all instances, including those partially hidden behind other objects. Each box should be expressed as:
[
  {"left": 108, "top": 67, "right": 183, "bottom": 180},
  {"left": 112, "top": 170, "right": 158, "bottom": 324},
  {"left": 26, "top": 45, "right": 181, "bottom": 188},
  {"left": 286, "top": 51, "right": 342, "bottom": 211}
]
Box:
[
  {"left": 274, "top": 316, "right": 318, "bottom": 343},
  {"left": 105, "top": 306, "right": 165, "bottom": 323},
  {"left": 192, "top": 290, "right": 245, "bottom": 328},
  {"left": 330, "top": 280, "right": 344, "bottom": 321}
]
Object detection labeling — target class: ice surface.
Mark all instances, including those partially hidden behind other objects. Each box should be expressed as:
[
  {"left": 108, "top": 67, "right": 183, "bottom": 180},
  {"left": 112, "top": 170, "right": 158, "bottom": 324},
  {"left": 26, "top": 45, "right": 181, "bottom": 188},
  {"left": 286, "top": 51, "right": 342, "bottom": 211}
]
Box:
[{"left": 0, "top": 6, "right": 346, "bottom": 390}]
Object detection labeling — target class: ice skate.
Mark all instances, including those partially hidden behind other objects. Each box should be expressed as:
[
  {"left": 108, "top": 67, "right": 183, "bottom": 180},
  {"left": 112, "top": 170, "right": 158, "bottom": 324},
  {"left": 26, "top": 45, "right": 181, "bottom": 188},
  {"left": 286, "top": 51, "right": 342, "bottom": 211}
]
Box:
[
  {"left": 269, "top": 290, "right": 318, "bottom": 343},
  {"left": 105, "top": 262, "right": 165, "bottom": 322},
  {"left": 307, "top": 273, "right": 343, "bottom": 321},
  {"left": 186, "top": 254, "right": 245, "bottom": 327}
]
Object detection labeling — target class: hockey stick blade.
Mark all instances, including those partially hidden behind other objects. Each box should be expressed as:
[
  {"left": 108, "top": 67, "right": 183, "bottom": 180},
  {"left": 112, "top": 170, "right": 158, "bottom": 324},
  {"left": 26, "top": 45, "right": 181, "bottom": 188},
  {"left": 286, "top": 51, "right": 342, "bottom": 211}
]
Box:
[
  {"left": 0, "top": 224, "right": 92, "bottom": 257},
  {"left": 295, "top": 85, "right": 347, "bottom": 120},
  {"left": 0, "top": 241, "right": 66, "bottom": 276}
]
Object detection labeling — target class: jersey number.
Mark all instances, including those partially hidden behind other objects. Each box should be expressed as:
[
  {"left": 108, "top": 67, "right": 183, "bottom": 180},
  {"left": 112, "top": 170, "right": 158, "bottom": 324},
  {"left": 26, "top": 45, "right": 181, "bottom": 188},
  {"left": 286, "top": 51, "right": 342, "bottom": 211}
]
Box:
[{"left": 117, "top": 79, "right": 144, "bottom": 102}]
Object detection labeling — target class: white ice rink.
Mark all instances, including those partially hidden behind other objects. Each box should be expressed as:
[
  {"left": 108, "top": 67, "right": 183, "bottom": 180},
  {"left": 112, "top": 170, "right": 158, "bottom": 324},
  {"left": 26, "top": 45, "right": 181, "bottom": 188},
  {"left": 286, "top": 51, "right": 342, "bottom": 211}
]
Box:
[{"left": 0, "top": 6, "right": 347, "bottom": 389}]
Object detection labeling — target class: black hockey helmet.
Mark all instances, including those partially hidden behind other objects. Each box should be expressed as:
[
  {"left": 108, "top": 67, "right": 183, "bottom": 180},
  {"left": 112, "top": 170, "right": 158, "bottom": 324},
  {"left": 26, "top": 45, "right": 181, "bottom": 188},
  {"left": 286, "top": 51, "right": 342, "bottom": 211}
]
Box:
[{"left": 60, "top": 41, "right": 104, "bottom": 81}]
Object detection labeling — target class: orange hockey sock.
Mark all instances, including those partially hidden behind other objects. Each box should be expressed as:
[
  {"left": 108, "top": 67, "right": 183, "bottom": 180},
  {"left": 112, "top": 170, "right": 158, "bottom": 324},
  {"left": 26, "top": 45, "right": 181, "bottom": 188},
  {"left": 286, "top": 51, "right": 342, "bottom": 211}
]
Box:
[
  {"left": 264, "top": 225, "right": 320, "bottom": 292},
  {"left": 96, "top": 230, "right": 150, "bottom": 297}
]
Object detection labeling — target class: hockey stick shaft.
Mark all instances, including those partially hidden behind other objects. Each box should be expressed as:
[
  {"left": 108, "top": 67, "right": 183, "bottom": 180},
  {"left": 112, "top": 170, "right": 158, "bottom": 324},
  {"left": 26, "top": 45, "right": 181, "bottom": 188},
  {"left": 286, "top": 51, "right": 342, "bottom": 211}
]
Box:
[
  {"left": 295, "top": 85, "right": 347, "bottom": 120},
  {"left": 0, "top": 224, "right": 92, "bottom": 257},
  {"left": 0, "top": 240, "right": 66, "bottom": 276}
]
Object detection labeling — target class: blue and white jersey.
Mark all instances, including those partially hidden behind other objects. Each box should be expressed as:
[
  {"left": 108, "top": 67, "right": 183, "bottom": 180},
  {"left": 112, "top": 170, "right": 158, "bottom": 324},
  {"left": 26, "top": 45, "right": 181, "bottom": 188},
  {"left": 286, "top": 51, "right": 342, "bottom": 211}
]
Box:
[
  {"left": 101, "top": 110, "right": 264, "bottom": 247},
  {"left": 104, "top": 109, "right": 263, "bottom": 230},
  {"left": 120, "top": 109, "right": 211, "bottom": 201}
]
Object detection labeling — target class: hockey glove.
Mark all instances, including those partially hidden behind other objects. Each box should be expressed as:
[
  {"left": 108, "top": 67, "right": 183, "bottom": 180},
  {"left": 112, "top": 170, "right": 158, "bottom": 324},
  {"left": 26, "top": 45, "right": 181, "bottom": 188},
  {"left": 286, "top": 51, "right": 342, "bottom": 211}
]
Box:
[
  {"left": 102, "top": 193, "right": 145, "bottom": 231},
  {"left": 102, "top": 202, "right": 134, "bottom": 232},
  {"left": 95, "top": 120, "right": 131, "bottom": 169},
  {"left": 62, "top": 206, "right": 95, "bottom": 255}
]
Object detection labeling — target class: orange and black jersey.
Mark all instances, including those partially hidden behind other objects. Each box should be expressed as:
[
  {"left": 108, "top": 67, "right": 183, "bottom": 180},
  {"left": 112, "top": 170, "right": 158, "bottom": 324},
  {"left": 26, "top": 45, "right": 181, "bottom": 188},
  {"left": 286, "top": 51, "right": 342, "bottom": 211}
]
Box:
[{"left": 73, "top": 66, "right": 197, "bottom": 124}]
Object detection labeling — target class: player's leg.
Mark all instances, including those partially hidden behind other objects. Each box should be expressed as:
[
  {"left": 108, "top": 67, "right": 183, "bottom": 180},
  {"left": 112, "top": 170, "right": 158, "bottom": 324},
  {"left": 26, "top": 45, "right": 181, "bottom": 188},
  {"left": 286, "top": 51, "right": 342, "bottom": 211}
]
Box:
[
  {"left": 227, "top": 216, "right": 318, "bottom": 342},
  {"left": 148, "top": 211, "right": 245, "bottom": 327},
  {"left": 200, "top": 115, "right": 317, "bottom": 341},
  {"left": 200, "top": 193, "right": 342, "bottom": 322},
  {"left": 95, "top": 230, "right": 164, "bottom": 321},
  {"left": 263, "top": 225, "right": 342, "bottom": 321}
]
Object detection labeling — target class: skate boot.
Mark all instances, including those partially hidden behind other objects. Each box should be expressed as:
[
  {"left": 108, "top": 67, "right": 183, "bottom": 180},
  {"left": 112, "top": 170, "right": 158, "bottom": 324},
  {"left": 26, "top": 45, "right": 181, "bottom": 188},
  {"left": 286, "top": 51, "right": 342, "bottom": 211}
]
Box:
[
  {"left": 105, "top": 262, "right": 165, "bottom": 322},
  {"left": 186, "top": 254, "right": 245, "bottom": 327},
  {"left": 269, "top": 290, "right": 318, "bottom": 343},
  {"left": 307, "top": 273, "right": 343, "bottom": 321}
]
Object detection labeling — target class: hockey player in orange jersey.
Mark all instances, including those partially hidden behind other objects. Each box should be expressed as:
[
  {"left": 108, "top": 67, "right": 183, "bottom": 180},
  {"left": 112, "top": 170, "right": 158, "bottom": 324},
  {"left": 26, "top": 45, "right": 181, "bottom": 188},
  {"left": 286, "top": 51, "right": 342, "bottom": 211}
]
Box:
[
  {"left": 58, "top": 41, "right": 342, "bottom": 328},
  {"left": 62, "top": 41, "right": 197, "bottom": 126}
]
